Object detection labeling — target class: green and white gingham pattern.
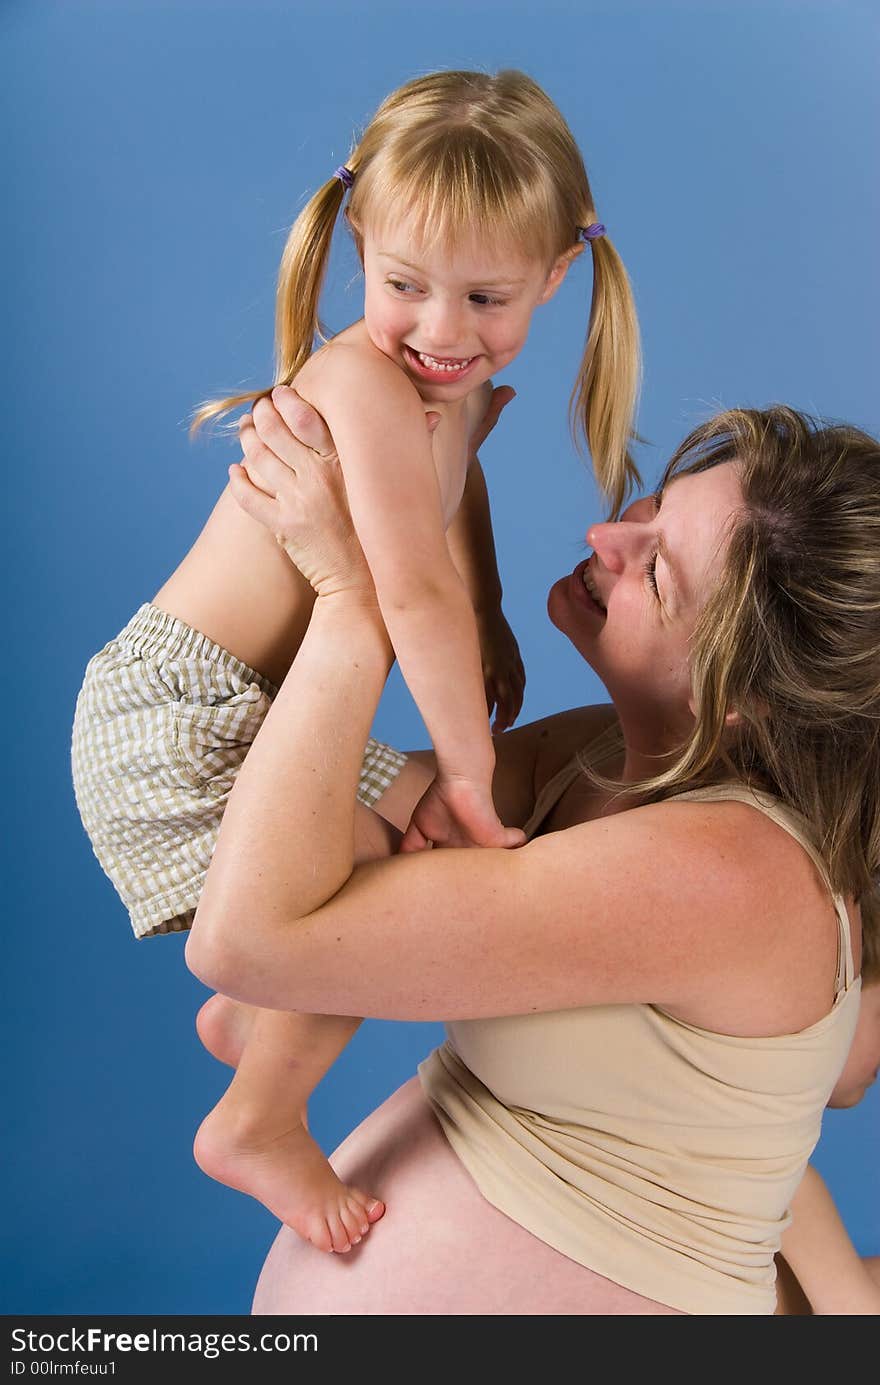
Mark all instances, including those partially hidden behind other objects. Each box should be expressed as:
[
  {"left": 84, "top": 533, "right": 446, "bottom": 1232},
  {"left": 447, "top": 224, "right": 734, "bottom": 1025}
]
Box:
[{"left": 71, "top": 604, "right": 406, "bottom": 939}]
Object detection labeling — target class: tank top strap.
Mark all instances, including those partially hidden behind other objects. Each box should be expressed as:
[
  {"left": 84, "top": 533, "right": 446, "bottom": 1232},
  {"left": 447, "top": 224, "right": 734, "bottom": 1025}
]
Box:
[
  {"left": 523, "top": 719, "right": 623, "bottom": 842},
  {"left": 668, "top": 782, "right": 856, "bottom": 994}
]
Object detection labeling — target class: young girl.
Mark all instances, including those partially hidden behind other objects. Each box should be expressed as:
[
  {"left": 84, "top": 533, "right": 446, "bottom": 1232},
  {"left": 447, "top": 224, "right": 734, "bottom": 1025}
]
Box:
[{"left": 71, "top": 68, "right": 642, "bottom": 1252}]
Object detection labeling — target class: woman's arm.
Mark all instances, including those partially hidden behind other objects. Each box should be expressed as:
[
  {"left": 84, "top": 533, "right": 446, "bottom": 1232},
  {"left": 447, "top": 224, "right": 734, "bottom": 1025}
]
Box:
[
  {"left": 186, "top": 406, "right": 791, "bottom": 1024},
  {"left": 776, "top": 1165, "right": 880, "bottom": 1315}
]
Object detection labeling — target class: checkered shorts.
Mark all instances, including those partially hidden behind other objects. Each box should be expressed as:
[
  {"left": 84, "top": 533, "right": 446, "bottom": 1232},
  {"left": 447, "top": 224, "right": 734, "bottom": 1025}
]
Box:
[{"left": 71, "top": 604, "right": 407, "bottom": 939}]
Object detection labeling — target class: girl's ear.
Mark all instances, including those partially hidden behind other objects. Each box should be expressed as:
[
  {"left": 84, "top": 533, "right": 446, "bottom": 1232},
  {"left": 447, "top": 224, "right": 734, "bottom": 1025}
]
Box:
[
  {"left": 537, "top": 245, "right": 585, "bottom": 304},
  {"left": 345, "top": 210, "right": 365, "bottom": 265}
]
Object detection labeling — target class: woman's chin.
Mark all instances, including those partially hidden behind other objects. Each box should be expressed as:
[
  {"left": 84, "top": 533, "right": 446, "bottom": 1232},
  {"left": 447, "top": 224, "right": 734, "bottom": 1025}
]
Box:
[
  {"left": 546, "top": 577, "right": 568, "bottom": 631},
  {"left": 547, "top": 571, "right": 586, "bottom": 617},
  {"left": 546, "top": 577, "right": 598, "bottom": 660}
]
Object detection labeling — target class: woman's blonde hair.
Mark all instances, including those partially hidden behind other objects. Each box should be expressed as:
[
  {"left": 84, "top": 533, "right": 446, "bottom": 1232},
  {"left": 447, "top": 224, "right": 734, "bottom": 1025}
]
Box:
[
  {"left": 590, "top": 405, "right": 880, "bottom": 942},
  {"left": 193, "top": 69, "right": 642, "bottom": 515},
  {"left": 862, "top": 914, "right": 880, "bottom": 985}
]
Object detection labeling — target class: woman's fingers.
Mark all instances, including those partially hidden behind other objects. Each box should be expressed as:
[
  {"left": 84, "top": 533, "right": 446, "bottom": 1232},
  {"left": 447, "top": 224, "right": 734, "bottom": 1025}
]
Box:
[
  {"left": 240, "top": 387, "right": 343, "bottom": 499},
  {"left": 239, "top": 413, "right": 302, "bottom": 497},
  {"left": 228, "top": 461, "right": 279, "bottom": 528},
  {"left": 268, "top": 385, "right": 336, "bottom": 458},
  {"left": 469, "top": 384, "right": 516, "bottom": 456}
]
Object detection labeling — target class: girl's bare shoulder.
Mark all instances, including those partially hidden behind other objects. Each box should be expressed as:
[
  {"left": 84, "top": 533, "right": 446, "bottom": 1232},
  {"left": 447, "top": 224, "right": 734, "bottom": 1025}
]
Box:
[{"left": 301, "top": 320, "right": 404, "bottom": 392}]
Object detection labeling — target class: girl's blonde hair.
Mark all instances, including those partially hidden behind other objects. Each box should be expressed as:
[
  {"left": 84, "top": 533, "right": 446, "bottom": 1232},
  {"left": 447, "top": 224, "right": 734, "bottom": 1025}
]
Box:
[
  {"left": 193, "top": 69, "right": 642, "bottom": 515},
  {"left": 590, "top": 405, "right": 880, "bottom": 952}
]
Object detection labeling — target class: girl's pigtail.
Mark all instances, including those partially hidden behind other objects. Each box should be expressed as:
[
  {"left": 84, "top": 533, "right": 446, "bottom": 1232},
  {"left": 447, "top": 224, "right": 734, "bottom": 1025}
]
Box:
[
  {"left": 190, "top": 173, "right": 350, "bottom": 435},
  {"left": 569, "top": 234, "right": 642, "bottom": 518},
  {"left": 273, "top": 172, "right": 352, "bottom": 386}
]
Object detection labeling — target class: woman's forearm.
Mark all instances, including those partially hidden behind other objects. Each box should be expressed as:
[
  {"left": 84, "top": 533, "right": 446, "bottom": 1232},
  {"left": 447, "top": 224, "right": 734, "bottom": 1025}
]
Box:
[{"left": 187, "top": 591, "right": 393, "bottom": 989}]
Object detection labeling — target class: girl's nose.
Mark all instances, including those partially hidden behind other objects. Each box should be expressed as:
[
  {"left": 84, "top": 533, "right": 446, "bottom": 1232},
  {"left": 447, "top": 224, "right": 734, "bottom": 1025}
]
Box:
[{"left": 424, "top": 300, "right": 464, "bottom": 351}]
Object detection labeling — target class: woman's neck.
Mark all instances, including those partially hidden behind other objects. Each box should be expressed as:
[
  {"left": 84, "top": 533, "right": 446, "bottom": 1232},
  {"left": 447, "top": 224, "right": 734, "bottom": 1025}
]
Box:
[{"left": 614, "top": 710, "right": 694, "bottom": 787}]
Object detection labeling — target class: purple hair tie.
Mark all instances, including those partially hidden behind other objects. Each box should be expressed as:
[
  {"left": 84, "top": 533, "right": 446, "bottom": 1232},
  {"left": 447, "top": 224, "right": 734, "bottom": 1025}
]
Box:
[
  {"left": 334, "top": 165, "right": 354, "bottom": 190},
  {"left": 578, "top": 222, "right": 606, "bottom": 242}
]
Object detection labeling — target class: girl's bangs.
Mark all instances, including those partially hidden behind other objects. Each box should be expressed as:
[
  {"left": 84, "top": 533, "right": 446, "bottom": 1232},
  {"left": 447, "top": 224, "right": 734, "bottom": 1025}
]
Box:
[{"left": 356, "top": 146, "right": 559, "bottom": 266}]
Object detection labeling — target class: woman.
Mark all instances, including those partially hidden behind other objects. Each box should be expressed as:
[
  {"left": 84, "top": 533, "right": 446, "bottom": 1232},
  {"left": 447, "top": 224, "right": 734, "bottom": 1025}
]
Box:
[{"left": 186, "top": 387, "right": 879, "bottom": 1315}]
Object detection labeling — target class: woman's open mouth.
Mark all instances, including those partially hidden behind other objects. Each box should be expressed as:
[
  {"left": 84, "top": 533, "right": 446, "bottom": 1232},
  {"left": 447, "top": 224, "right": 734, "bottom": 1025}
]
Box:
[
  {"left": 403, "top": 345, "right": 478, "bottom": 382},
  {"left": 571, "top": 558, "right": 607, "bottom": 617}
]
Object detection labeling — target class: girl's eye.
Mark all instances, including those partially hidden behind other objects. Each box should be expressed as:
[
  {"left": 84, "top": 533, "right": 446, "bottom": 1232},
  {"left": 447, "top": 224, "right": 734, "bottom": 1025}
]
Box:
[
  {"left": 388, "top": 278, "right": 420, "bottom": 294},
  {"left": 469, "top": 293, "right": 506, "bottom": 307}
]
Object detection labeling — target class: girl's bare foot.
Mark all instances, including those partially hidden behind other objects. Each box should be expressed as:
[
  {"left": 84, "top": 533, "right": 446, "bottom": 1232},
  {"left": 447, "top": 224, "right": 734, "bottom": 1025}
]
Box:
[
  {"left": 196, "top": 994, "right": 256, "bottom": 1067},
  {"left": 193, "top": 1096, "right": 385, "bottom": 1253}
]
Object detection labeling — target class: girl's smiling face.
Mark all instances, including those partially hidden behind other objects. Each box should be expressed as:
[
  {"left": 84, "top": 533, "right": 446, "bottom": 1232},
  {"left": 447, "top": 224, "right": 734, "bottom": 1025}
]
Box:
[{"left": 360, "top": 215, "right": 575, "bottom": 403}]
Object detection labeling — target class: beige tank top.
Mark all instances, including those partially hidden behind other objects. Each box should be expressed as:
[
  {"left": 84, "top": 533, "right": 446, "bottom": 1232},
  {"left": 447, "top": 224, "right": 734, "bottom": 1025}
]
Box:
[{"left": 418, "top": 721, "right": 861, "bottom": 1315}]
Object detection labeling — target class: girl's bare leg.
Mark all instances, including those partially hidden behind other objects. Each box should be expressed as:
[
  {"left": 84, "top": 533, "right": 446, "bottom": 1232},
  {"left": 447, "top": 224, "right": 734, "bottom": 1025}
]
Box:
[
  {"left": 194, "top": 1008, "right": 385, "bottom": 1254},
  {"left": 157, "top": 479, "right": 437, "bottom": 1257},
  {"left": 190, "top": 791, "right": 432, "bottom": 1254},
  {"left": 195, "top": 994, "right": 256, "bottom": 1068}
]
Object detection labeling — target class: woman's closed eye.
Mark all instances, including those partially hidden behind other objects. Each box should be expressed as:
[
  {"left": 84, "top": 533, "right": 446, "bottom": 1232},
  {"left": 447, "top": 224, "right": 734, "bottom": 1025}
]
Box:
[
  {"left": 644, "top": 487, "right": 664, "bottom": 603},
  {"left": 644, "top": 547, "right": 661, "bottom": 600}
]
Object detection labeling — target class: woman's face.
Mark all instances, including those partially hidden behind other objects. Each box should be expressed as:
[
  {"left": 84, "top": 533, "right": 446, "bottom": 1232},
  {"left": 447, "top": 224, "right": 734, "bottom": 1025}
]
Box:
[{"left": 547, "top": 461, "right": 744, "bottom": 741}]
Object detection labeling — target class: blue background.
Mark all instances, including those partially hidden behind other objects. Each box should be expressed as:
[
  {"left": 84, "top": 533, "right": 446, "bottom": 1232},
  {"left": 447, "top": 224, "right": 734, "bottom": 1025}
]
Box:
[{"left": 4, "top": 0, "right": 877, "bottom": 1314}]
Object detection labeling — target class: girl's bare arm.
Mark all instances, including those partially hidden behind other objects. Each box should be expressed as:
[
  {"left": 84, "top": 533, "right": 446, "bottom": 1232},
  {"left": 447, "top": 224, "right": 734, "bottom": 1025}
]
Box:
[{"left": 294, "top": 348, "right": 495, "bottom": 791}]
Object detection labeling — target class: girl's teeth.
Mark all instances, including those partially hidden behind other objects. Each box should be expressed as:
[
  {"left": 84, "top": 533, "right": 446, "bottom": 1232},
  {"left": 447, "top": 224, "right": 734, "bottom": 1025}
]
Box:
[{"left": 416, "top": 351, "right": 472, "bottom": 373}]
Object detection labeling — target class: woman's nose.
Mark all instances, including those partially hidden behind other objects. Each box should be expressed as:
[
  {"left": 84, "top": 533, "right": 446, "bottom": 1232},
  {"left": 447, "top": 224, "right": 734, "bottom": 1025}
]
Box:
[{"left": 586, "top": 521, "right": 646, "bottom": 574}]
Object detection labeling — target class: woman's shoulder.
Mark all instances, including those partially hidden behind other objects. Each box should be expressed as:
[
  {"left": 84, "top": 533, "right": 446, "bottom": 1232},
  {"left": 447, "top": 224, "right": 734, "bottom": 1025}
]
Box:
[
  {"left": 531, "top": 703, "right": 620, "bottom": 788},
  {"left": 491, "top": 703, "right": 618, "bottom": 827}
]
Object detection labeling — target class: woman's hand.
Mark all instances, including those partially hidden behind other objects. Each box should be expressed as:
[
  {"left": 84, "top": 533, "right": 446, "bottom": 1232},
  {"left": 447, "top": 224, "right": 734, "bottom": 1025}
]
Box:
[
  {"left": 468, "top": 384, "right": 516, "bottom": 463},
  {"left": 230, "top": 387, "right": 373, "bottom": 600}
]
